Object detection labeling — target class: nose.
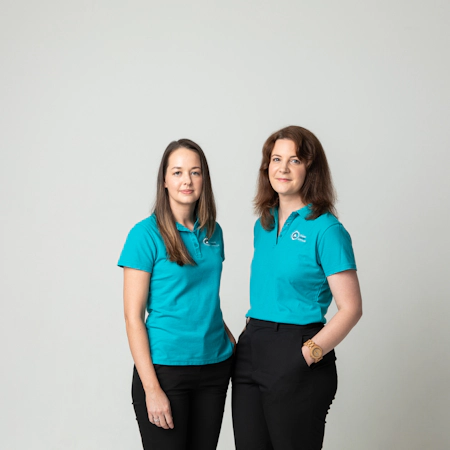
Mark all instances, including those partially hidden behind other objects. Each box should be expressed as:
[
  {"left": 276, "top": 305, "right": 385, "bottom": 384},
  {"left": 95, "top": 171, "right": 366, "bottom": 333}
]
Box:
[
  {"left": 182, "top": 173, "right": 192, "bottom": 185},
  {"left": 279, "top": 160, "right": 290, "bottom": 173}
]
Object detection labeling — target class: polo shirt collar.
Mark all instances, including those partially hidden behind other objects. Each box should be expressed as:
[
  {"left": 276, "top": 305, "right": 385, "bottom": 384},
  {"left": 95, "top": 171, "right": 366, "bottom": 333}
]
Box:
[
  {"left": 297, "top": 204, "right": 312, "bottom": 219},
  {"left": 272, "top": 203, "right": 311, "bottom": 224},
  {"left": 175, "top": 218, "right": 199, "bottom": 232}
]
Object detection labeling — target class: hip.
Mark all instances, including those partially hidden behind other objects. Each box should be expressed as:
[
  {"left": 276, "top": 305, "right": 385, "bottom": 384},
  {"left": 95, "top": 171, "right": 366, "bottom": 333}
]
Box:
[{"left": 234, "top": 318, "right": 336, "bottom": 380}]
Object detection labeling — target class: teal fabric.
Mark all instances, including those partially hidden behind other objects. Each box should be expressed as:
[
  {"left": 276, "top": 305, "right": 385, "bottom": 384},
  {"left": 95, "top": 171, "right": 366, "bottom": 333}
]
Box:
[
  {"left": 248, "top": 205, "right": 357, "bottom": 325},
  {"left": 118, "top": 214, "right": 233, "bottom": 365}
]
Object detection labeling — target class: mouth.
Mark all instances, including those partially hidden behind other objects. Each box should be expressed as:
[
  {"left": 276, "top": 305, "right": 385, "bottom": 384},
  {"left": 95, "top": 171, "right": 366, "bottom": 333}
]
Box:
[
  {"left": 276, "top": 178, "right": 291, "bottom": 182},
  {"left": 180, "top": 190, "right": 194, "bottom": 194}
]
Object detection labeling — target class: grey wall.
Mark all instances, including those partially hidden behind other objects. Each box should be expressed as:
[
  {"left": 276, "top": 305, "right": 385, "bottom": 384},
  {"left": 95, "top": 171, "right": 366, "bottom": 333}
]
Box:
[{"left": 1, "top": 1, "right": 449, "bottom": 449}]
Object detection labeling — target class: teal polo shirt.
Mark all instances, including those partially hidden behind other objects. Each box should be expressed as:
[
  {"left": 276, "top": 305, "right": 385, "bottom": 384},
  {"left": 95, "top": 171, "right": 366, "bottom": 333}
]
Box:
[
  {"left": 118, "top": 214, "right": 233, "bottom": 365},
  {"left": 248, "top": 205, "right": 357, "bottom": 325}
]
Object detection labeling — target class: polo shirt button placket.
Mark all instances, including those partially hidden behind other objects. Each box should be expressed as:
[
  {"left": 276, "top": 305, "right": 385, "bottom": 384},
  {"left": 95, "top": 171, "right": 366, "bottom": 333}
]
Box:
[
  {"left": 192, "top": 234, "right": 201, "bottom": 258},
  {"left": 282, "top": 213, "right": 298, "bottom": 237},
  {"left": 280, "top": 220, "right": 292, "bottom": 239}
]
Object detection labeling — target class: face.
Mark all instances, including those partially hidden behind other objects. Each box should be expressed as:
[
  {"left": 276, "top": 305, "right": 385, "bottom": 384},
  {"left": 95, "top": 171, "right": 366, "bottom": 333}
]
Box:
[
  {"left": 164, "top": 148, "right": 203, "bottom": 208},
  {"left": 268, "top": 139, "right": 307, "bottom": 199}
]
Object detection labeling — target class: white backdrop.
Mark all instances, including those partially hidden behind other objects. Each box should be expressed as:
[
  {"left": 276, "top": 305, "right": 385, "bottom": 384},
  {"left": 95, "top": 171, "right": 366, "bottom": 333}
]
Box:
[{"left": 1, "top": 1, "right": 449, "bottom": 449}]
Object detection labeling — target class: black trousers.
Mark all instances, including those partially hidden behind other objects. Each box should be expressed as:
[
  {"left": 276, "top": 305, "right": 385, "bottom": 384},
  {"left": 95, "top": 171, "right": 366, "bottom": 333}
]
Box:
[
  {"left": 132, "top": 356, "right": 233, "bottom": 450},
  {"left": 232, "top": 319, "right": 338, "bottom": 450}
]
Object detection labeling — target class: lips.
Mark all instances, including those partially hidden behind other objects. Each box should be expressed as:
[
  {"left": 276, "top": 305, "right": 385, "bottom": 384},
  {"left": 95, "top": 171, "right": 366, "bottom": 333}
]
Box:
[
  {"left": 180, "top": 190, "right": 194, "bottom": 194},
  {"left": 276, "top": 178, "right": 291, "bottom": 182}
]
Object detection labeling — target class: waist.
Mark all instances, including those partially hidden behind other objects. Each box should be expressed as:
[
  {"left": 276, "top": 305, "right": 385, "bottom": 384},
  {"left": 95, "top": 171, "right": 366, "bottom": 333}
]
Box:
[{"left": 248, "top": 318, "right": 324, "bottom": 331}]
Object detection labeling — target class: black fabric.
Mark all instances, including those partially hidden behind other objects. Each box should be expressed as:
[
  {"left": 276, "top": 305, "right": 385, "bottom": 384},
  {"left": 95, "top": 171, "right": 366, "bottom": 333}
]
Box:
[
  {"left": 232, "top": 319, "right": 337, "bottom": 450},
  {"left": 132, "top": 356, "right": 233, "bottom": 450}
]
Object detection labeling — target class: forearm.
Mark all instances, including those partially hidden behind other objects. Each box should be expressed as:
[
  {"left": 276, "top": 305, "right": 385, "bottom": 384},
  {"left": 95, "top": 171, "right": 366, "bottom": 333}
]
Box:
[
  {"left": 311, "top": 307, "right": 362, "bottom": 356},
  {"left": 310, "top": 269, "right": 362, "bottom": 357},
  {"left": 125, "top": 318, "right": 160, "bottom": 392}
]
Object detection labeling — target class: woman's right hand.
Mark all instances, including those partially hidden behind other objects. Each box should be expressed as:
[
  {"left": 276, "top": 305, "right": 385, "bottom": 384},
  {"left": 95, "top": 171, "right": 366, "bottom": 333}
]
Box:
[{"left": 145, "top": 386, "right": 174, "bottom": 429}]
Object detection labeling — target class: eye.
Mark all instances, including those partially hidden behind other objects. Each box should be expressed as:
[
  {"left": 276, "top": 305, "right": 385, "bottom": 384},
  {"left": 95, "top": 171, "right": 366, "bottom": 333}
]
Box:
[
  {"left": 191, "top": 171, "right": 201, "bottom": 176},
  {"left": 291, "top": 158, "right": 301, "bottom": 164},
  {"left": 173, "top": 171, "right": 181, "bottom": 176},
  {"left": 272, "top": 157, "right": 280, "bottom": 162}
]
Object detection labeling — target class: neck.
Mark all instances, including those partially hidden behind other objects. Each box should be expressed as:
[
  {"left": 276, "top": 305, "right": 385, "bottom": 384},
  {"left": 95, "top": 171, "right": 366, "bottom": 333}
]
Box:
[
  {"left": 277, "top": 195, "right": 306, "bottom": 233},
  {"left": 278, "top": 195, "right": 306, "bottom": 219},
  {"left": 170, "top": 202, "right": 196, "bottom": 230}
]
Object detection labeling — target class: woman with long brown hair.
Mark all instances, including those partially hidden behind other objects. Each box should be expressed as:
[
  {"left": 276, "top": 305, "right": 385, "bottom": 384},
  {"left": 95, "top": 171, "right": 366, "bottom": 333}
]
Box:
[
  {"left": 232, "top": 126, "right": 363, "bottom": 450},
  {"left": 118, "top": 139, "right": 235, "bottom": 450}
]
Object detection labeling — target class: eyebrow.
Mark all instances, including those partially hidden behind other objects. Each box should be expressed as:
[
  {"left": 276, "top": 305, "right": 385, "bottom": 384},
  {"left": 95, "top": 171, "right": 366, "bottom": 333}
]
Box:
[
  {"left": 271, "top": 154, "right": 298, "bottom": 158},
  {"left": 171, "top": 166, "right": 201, "bottom": 170}
]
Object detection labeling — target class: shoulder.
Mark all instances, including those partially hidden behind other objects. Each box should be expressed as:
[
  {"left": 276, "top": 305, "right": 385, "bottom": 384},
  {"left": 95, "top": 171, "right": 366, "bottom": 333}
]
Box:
[
  {"left": 127, "top": 214, "right": 160, "bottom": 241},
  {"left": 206, "top": 221, "right": 222, "bottom": 237},
  {"left": 310, "top": 211, "right": 340, "bottom": 228},
  {"left": 210, "top": 221, "right": 224, "bottom": 242},
  {"left": 118, "top": 214, "right": 160, "bottom": 270},
  {"left": 305, "top": 212, "right": 353, "bottom": 245},
  {"left": 253, "top": 217, "right": 269, "bottom": 244},
  {"left": 253, "top": 218, "right": 263, "bottom": 231},
  {"left": 312, "top": 214, "right": 353, "bottom": 251},
  {"left": 132, "top": 214, "right": 158, "bottom": 232},
  {"left": 312, "top": 214, "right": 356, "bottom": 273},
  {"left": 308, "top": 212, "right": 347, "bottom": 235}
]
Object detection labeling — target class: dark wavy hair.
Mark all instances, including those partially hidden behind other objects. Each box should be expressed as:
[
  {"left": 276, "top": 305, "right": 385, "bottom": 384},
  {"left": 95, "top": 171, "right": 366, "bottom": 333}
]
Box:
[
  {"left": 153, "top": 139, "right": 216, "bottom": 266},
  {"left": 254, "top": 125, "right": 337, "bottom": 230}
]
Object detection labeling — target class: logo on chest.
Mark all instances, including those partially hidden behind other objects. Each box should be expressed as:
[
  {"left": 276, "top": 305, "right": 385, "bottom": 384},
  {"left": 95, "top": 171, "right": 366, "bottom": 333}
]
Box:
[
  {"left": 291, "top": 231, "right": 306, "bottom": 243},
  {"left": 203, "top": 238, "right": 219, "bottom": 247}
]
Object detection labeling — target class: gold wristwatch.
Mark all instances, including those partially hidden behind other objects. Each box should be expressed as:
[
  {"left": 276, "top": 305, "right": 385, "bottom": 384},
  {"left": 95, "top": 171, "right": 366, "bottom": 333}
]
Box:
[{"left": 303, "top": 339, "right": 323, "bottom": 363}]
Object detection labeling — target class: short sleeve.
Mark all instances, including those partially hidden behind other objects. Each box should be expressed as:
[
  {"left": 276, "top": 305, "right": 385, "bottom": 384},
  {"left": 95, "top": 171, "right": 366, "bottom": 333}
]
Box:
[
  {"left": 317, "top": 224, "right": 357, "bottom": 277},
  {"left": 117, "top": 222, "right": 157, "bottom": 273}
]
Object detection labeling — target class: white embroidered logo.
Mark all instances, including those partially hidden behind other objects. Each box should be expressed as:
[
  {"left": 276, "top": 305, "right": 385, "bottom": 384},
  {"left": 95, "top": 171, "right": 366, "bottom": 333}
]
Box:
[
  {"left": 291, "top": 231, "right": 306, "bottom": 243},
  {"left": 203, "top": 238, "right": 219, "bottom": 247}
]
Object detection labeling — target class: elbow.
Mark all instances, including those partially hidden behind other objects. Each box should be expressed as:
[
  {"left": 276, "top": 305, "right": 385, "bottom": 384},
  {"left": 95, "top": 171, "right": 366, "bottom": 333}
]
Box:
[
  {"left": 124, "top": 313, "right": 145, "bottom": 330},
  {"left": 355, "top": 304, "right": 363, "bottom": 322},
  {"left": 342, "top": 302, "right": 362, "bottom": 324}
]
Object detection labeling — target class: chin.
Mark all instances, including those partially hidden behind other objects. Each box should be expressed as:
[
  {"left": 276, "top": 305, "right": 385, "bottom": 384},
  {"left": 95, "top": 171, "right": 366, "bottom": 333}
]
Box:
[
  {"left": 278, "top": 191, "right": 299, "bottom": 198},
  {"left": 180, "top": 198, "right": 198, "bottom": 204}
]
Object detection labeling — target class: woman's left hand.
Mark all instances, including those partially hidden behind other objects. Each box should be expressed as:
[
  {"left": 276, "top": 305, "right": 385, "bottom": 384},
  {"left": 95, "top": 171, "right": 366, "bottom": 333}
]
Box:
[
  {"left": 229, "top": 333, "right": 237, "bottom": 354},
  {"left": 224, "top": 321, "right": 236, "bottom": 353}
]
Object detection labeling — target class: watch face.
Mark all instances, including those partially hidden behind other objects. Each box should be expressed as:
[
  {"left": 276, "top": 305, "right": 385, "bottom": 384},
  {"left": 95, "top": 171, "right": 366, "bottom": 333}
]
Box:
[{"left": 312, "top": 347, "right": 322, "bottom": 358}]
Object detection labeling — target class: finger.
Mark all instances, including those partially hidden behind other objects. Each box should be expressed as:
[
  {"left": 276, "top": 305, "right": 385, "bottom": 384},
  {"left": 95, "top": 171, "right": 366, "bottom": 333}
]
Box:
[
  {"left": 158, "top": 414, "right": 169, "bottom": 429},
  {"left": 165, "top": 411, "right": 174, "bottom": 429},
  {"left": 153, "top": 416, "right": 163, "bottom": 428}
]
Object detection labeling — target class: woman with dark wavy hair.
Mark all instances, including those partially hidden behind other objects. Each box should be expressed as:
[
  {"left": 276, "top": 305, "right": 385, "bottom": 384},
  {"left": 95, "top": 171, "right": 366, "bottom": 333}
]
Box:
[
  {"left": 232, "top": 126, "right": 362, "bottom": 450},
  {"left": 118, "top": 139, "right": 235, "bottom": 450}
]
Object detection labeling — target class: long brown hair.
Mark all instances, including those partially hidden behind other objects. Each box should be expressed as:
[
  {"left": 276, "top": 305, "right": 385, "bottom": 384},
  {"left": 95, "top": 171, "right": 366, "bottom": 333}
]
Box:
[
  {"left": 153, "top": 139, "right": 216, "bottom": 266},
  {"left": 254, "top": 125, "right": 337, "bottom": 230}
]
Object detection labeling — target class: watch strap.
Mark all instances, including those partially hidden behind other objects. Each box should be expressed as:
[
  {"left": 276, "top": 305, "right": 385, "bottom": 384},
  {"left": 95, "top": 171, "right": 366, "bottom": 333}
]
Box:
[{"left": 303, "top": 339, "right": 323, "bottom": 363}]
